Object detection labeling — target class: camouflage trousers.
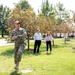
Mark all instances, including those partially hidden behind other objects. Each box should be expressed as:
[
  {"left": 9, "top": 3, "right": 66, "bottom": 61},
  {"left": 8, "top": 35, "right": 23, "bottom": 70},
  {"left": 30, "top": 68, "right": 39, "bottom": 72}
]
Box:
[{"left": 14, "top": 43, "right": 25, "bottom": 64}]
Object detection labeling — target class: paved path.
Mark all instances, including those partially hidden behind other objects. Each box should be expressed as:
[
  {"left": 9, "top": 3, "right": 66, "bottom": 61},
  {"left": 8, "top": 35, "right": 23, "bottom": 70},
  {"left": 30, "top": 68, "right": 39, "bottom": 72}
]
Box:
[
  {"left": 0, "top": 38, "right": 64, "bottom": 46},
  {"left": 0, "top": 39, "right": 13, "bottom": 46},
  {"left": 0, "top": 39, "right": 34, "bottom": 46}
]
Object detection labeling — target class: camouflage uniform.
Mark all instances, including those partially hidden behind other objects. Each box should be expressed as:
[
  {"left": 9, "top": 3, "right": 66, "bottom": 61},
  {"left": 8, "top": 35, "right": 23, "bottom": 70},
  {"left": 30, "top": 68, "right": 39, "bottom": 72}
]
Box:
[{"left": 11, "top": 27, "right": 27, "bottom": 64}]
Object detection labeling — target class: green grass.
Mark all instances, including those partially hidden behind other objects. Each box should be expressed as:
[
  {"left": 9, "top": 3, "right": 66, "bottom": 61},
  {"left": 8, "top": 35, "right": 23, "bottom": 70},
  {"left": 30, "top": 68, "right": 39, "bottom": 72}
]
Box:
[{"left": 0, "top": 38, "right": 75, "bottom": 75}]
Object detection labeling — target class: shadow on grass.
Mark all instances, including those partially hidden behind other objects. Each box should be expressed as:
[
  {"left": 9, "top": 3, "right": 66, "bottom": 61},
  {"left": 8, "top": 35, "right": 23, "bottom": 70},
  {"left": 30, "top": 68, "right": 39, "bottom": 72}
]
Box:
[
  {"left": 72, "top": 51, "right": 75, "bottom": 53},
  {"left": 10, "top": 71, "right": 22, "bottom": 75},
  {"left": 23, "top": 49, "right": 41, "bottom": 56},
  {"left": 53, "top": 43, "right": 71, "bottom": 48},
  {"left": 0, "top": 48, "right": 41, "bottom": 57},
  {"left": 0, "top": 49, "right": 14, "bottom": 57},
  {"left": 72, "top": 47, "right": 75, "bottom": 53},
  {"left": 0, "top": 44, "right": 62, "bottom": 57}
]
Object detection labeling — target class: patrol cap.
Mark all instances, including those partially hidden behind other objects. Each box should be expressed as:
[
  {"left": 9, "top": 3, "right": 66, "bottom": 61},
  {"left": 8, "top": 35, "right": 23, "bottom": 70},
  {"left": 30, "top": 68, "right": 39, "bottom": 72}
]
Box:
[{"left": 15, "top": 21, "right": 20, "bottom": 24}]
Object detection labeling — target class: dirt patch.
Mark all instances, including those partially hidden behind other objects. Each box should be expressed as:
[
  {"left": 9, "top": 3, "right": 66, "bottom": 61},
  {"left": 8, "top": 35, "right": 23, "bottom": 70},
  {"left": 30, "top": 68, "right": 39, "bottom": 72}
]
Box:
[{"left": 21, "top": 69, "right": 33, "bottom": 73}]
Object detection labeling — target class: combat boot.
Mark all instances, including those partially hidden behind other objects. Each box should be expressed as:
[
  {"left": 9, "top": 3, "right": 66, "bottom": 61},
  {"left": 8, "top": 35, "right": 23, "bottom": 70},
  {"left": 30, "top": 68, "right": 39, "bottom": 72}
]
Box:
[{"left": 14, "top": 62, "right": 19, "bottom": 72}]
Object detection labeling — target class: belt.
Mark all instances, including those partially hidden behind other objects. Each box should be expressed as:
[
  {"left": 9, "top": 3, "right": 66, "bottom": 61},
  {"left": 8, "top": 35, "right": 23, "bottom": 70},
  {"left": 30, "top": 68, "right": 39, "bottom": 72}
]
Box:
[{"left": 36, "top": 40, "right": 41, "bottom": 41}]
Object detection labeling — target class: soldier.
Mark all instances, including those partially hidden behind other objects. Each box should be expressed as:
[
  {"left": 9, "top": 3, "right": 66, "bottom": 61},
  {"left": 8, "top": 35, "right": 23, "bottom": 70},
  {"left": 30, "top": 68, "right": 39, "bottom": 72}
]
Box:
[{"left": 10, "top": 21, "right": 27, "bottom": 72}]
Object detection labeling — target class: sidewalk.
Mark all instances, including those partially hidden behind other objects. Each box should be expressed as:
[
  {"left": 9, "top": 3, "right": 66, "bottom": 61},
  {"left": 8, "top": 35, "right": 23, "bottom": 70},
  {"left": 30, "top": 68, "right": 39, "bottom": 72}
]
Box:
[
  {"left": 0, "top": 38, "right": 14, "bottom": 46},
  {"left": 0, "top": 38, "right": 63, "bottom": 46}
]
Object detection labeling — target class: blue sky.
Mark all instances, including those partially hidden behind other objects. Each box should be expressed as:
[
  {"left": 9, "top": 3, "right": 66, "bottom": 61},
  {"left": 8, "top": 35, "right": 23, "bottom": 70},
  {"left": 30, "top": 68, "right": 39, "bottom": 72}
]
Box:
[{"left": 0, "top": 0, "right": 75, "bottom": 14}]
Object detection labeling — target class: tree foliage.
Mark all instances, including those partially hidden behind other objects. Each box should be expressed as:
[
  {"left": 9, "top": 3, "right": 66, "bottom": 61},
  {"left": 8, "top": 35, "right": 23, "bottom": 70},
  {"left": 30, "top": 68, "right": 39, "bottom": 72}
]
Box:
[
  {"left": 7, "top": 0, "right": 72, "bottom": 39},
  {"left": 56, "top": 2, "right": 70, "bottom": 25},
  {"left": 15, "top": 0, "right": 32, "bottom": 11},
  {"left": 8, "top": 9, "right": 35, "bottom": 36},
  {"left": 0, "top": 4, "right": 10, "bottom": 37},
  {"left": 40, "top": 0, "right": 56, "bottom": 20}
]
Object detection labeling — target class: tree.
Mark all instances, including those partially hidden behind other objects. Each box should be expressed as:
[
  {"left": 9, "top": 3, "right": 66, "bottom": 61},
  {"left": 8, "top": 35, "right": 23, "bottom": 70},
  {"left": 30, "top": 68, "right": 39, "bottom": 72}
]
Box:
[
  {"left": 15, "top": 0, "right": 32, "bottom": 11},
  {"left": 7, "top": 0, "right": 35, "bottom": 50},
  {"left": 71, "top": 11, "right": 75, "bottom": 23},
  {"left": 0, "top": 4, "right": 10, "bottom": 37},
  {"left": 40, "top": 0, "right": 56, "bottom": 20},
  {"left": 56, "top": 2, "right": 70, "bottom": 25},
  {"left": 7, "top": 5, "right": 35, "bottom": 50}
]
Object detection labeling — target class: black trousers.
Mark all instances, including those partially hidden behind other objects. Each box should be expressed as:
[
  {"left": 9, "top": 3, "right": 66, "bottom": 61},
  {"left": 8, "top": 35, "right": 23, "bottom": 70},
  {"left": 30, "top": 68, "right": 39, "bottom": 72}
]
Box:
[
  {"left": 34, "top": 40, "right": 41, "bottom": 53},
  {"left": 46, "top": 41, "right": 52, "bottom": 51}
]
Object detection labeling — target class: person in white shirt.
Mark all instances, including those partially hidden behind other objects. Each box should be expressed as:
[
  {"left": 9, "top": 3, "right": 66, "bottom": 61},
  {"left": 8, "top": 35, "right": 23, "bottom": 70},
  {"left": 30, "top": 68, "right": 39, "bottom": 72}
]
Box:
[
  {"left": 44, "top": 31, "right": 54, "bottom": 54},
  {"left": 34, "top": 28, "right": 42, "bottom": 53}
]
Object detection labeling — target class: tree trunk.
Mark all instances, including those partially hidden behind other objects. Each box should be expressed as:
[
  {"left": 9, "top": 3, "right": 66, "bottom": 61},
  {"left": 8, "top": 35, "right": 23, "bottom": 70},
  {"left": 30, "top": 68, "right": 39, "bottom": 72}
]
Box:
[
  {"left": 52, "top": 40, "right": 54, "bottom": 46},
  {"left": 64, "top": 33, "right": 66, "bottom": 44},
  {"left": 27, "top": 33, "right": 30, "bottom": 51},
  {"left": 2, "top": 29, "right": 4, "bottom": 38},
  {"left": 64, "top": 38, "right": 66, "bottom": 44},
  {"left": 60, "top": 33, "right": 61, "bottom": 38}
]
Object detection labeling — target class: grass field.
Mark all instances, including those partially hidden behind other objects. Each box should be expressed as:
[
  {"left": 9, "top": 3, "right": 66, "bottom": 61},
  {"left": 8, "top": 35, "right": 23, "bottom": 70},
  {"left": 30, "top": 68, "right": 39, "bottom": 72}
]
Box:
[{"left": 0, "top": 38, "right": 75, "bottom": 75}]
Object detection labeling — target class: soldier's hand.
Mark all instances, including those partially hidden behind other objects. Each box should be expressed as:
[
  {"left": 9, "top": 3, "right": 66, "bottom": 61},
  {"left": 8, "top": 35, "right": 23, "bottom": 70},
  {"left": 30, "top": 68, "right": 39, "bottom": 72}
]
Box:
[{"left": 12, "top": 36, "right": 18, "bottom": 40}]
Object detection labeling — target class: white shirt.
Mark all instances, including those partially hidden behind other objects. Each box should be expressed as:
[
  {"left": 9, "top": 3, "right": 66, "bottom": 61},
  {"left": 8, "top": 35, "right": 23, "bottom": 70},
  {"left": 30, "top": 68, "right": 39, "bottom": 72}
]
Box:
[
  {"left": 34, "top": 32, "right": 42, "bottom": 41},
  {"left": 45, "top": 35, "right": 54, "bottom": 42}
]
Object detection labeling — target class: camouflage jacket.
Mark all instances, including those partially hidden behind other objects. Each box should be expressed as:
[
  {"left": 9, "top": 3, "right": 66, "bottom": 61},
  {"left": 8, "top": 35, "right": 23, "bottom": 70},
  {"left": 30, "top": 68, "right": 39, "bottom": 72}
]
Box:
[{"left": 11, "top": 27, "right": 27, "bottom": 46}]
